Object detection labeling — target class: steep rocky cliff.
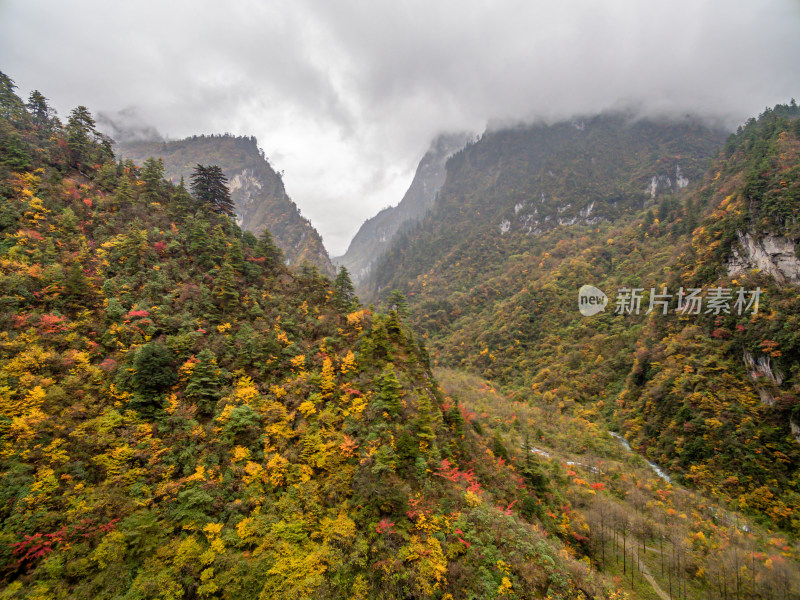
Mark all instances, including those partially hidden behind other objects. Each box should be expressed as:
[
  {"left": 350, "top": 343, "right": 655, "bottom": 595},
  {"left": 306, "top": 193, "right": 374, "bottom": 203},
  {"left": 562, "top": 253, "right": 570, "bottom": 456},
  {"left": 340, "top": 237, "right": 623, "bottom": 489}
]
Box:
[
  {"left": 117, "top": 135, "right": 335, "bottom": 275},
  {"left": 335, "top": 132, "right": 472, "bottom": 283},
  {"left": 727, "top": 231, "right": 800, "bottom": 285},
  {"left": 364, "top": 112, "right": 728, "bottom": 301}
]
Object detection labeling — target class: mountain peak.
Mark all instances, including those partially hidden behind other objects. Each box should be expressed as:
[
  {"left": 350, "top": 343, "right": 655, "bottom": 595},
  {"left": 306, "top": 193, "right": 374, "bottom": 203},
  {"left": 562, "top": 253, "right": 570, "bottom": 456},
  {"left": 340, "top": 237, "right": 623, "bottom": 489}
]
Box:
[
  {"left": 335, "top": 131, "right": 474, "bottom": 284},
  {"left": 117, "top": 135, "right": 335, "bottom": 276}
]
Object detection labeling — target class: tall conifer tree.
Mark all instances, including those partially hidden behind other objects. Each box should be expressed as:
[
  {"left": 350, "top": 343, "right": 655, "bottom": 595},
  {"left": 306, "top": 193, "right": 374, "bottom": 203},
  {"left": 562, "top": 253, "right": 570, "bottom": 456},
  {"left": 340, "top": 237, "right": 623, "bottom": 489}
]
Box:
[{"left": 190, "top": 163, "right": 235, "bottom": 216}]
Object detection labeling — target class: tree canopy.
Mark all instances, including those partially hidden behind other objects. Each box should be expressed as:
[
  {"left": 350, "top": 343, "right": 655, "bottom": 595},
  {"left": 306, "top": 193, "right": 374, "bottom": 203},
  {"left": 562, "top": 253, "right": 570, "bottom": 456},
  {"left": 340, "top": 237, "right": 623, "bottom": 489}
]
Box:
[{"left": 190, "top": 163, "right": 235, "bottom": 216}]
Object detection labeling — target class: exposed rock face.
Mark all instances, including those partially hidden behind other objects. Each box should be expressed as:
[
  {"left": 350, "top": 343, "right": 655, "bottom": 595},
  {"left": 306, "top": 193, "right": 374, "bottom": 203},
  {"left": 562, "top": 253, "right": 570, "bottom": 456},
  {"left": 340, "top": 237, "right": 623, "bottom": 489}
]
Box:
[
  {"left": 335, "top": 132, "right": 473, "bottom": 283},
  {"left": 116, "top": 135, "right": 335, "bottom": 276},
  {"left": 228, "top": 169, "right": 263, "bottom": 209},
  {"left": 727, "top": 231, "right": 800, "bottom": 285},
  {"left": 791, "top": 417, "right": 800, "bottom": 445},
  {"left": 743, "top": 350, "right": 784, "bottom": 406},
  {"left": 363, "top": 113, "right": 727, "bottom": 302},
  {"left": 743, "top": 351, "right": 784, "bottom": 386}
]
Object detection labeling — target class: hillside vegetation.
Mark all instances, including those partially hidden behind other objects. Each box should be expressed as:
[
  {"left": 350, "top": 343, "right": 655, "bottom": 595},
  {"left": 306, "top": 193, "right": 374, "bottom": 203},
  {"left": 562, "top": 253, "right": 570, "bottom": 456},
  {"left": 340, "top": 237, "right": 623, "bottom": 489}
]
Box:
[
  {"left": 2, "top": 70, "right": 799, "bottom": 599},
  {"left": 0, "top": 72, "right": 641, "bottom": 600},
  {"left": 368, "top": 107, "right": 800, "bottom": 536},
  {"left": 118, "top": 135, "right": 334, "bottom": 275}
]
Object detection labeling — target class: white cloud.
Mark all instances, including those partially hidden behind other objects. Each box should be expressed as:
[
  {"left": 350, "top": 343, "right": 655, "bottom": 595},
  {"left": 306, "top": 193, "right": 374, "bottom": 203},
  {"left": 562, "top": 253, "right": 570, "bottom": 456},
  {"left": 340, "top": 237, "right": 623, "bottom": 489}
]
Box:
[{"left": 2, "top": 0, "right": 799, "bottom": 254}]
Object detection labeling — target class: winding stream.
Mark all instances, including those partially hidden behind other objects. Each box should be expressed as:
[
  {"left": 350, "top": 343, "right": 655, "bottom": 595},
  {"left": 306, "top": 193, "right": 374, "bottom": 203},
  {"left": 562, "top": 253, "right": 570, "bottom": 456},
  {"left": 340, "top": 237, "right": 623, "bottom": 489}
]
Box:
[{"left": 609, "top": 431, "right": 672, "bottom": 483}]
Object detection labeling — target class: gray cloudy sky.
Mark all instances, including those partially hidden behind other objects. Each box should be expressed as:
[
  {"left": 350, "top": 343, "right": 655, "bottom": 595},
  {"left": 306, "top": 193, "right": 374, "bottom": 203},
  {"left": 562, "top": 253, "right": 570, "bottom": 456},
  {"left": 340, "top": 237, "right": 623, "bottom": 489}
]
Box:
[{"left": 2, "top": 0, "right": 799, "bottom": 255}]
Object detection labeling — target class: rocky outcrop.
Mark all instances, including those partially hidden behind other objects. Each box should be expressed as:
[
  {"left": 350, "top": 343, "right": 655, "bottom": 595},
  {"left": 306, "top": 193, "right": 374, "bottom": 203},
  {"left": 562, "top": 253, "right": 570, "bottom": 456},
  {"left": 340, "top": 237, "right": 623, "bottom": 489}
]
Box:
[
  {"left": 116, "top": 135, "right": 335, "bottom": 276},
  {"left": 727, "top": 231, "right": 800, "bottom": 285},
  {"left": 335, "top": 132, "right": 473, "bottom": 283},
  {"left": 743, "top": 350, "right": 784, "bottom": 386},
  {"left": 743, "top": 350, "right": 784, "bottom": 406},
  {"left": 791, "top": 417, "right": 800, "bottom": 445}
]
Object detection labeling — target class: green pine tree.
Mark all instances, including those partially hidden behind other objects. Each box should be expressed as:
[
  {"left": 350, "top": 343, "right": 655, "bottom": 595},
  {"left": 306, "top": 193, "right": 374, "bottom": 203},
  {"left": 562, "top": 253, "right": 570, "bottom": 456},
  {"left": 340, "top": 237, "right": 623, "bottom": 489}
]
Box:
[
  {"left": 114, "top": 173, "right": 134, "bottom": 206},
  {"left": 387, "top": 289, "right": 409, "bottom": 317},
  {"left": 130, "top": 341, "right": 177, "bottom": 417},
  {"left": 185, "top": 349, "right": 224, "bottom": 415},
  {"left": 26, "top": 90, "right": 55, "bottom": 131},
  {"left": 376, "top": 363, "right": 403, "bottom": 417},
  {"left": 228, "top": 238, "right": 245, "bottom": 274},
  {"left": 141, "top": 157, "right": 166, "bottom": 200},
  {"left": 96, "top": 160, "right": 119, "bottom": 192},
  {"left": 190, "top": 164, "right": 234, "bottom": 216},
  {"left": 333, "top": 266, "right": 359, "bottom": 312},
  {"left": 66, "top": 105, "right": 111, "bottom": 170},
  {"left": 214, "top": 258, "right": 240, "bottom": 314},
  {"left": 0, "top": 71, "right": 27, "bottom": 123},
  {"left": 258, "top": 228, "right": 284, "bottom": 268},
  {"left": 64, "top": 261, "right": 91, "bottom": 307}
]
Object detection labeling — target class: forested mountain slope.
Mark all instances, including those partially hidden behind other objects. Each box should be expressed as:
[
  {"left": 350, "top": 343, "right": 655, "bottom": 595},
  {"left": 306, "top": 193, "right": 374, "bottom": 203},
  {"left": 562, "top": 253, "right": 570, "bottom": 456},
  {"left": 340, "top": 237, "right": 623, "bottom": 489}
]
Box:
[
  {"left": 364, "top": 113, "right": 726, "bottom": 300},
  {"left": 0, "top": 73, "right": 645, "bottom": 599},
  {"left": 117, "top": 135, "right": 334, "bottom": 276},
  {"left": 365, "top": 106, "right": 800, "bottom": 534},
  {"left": 336, "top": 133, "right": 471, "bottom": 285},
  {"left": 616, "top": 103, "right": 800, "bottom": 529}
]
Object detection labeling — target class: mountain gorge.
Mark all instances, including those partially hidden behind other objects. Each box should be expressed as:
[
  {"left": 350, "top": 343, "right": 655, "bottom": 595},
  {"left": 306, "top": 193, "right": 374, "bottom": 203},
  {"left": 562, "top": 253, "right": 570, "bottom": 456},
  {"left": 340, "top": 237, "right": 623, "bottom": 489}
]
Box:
[
  {"left": 0, "top": 73, "right": 644, "bottom": 600},
  {"left": 365, "top": 106, "right": 800, "bottom": 534},
  {"left": 117, "top": 135, "right": 335, "bottom": 276},
  {"left": 365, "top": 112, "right": 728, "bottom": 300},
  {"left": 335, "top": 133, "right": 473, "bottom": 284},
  {"left": 2, "top": 66, "right": 800, "bottom": 600}
]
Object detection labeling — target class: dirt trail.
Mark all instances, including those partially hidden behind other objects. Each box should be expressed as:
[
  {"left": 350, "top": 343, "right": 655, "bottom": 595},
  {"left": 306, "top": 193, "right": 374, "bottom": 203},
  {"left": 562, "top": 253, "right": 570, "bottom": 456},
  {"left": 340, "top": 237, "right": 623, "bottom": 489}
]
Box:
[{"left": 639, "top": 560, "right": 671, "bottom": 600}]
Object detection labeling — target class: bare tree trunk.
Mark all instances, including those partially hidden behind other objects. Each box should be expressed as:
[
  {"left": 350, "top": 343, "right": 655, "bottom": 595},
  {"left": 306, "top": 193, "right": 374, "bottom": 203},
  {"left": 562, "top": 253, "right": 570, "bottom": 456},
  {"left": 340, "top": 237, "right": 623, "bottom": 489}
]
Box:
[
  {"left": 668, "top": 538, "right": 673, "bottom": 600},
  {"left": 623, "top": 529, "right": 627, "bottom": 575},
  {"left": 668, "top": 563, "right": 673, "bottom": 599},
  {"left": 734, "top": 546, "right": 740, "bottom": 600},
  {"left": 600, "top": 506, "right": 606, "bottom": 566}
]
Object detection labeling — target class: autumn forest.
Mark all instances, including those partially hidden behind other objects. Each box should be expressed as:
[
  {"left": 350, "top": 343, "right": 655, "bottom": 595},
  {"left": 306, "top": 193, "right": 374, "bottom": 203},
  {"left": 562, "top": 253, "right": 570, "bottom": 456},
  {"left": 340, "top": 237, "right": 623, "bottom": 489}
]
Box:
[{"left": 1, "top": 69, "right": 800, "bottom": 600}]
